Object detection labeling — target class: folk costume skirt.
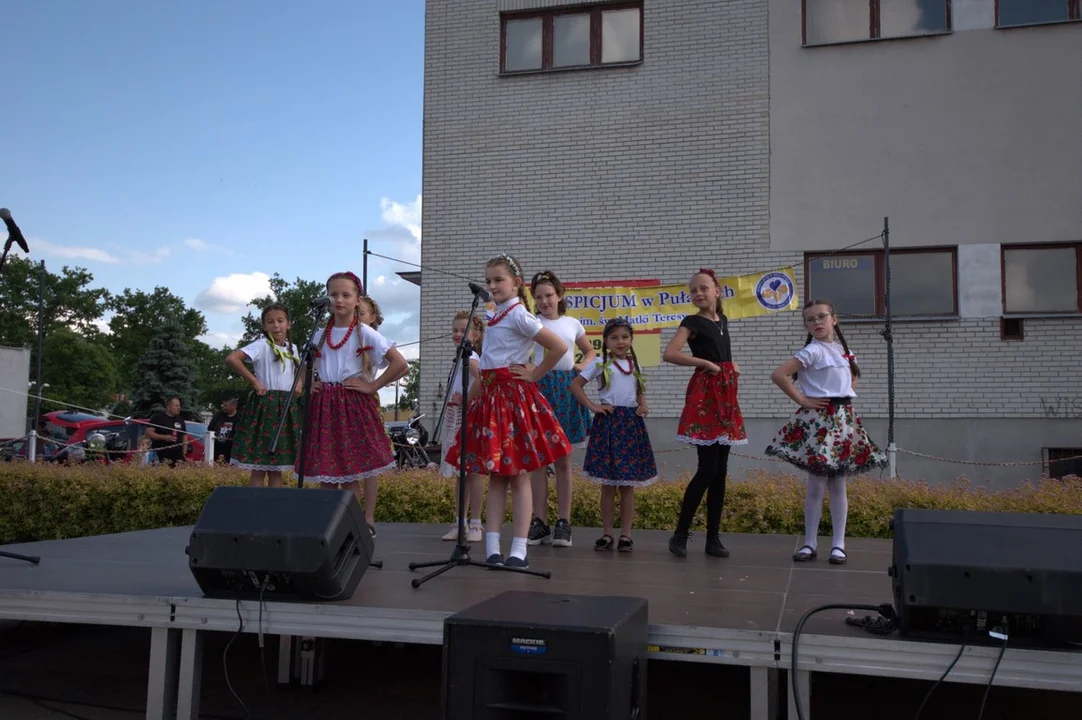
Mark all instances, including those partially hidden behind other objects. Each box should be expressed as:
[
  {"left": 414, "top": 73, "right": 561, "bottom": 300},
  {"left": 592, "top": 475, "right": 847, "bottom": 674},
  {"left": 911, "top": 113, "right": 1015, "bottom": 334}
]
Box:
[
  {"left": 536, "top": 369, "right": 592, "bottom": 447},
  {"left": 676, "top": 363, "right": 748, "bottom": 446},
  {"left": 443, "top": 367, "right": 572, "bottom": 477},
  {"left": 764, "top": 398, "right": 887, "bottom": 476},
  {"left": 439, "top": 400, "right": 463, "bottom": 478},
  {"left": 296, "top": 383, "right": 395, "bottom": 484},
  {"left": 583, "top": 406, "right": 658, "bottom": 487},
  {"left": 230, "top": 390, "right": 300, "bottom": 472}
]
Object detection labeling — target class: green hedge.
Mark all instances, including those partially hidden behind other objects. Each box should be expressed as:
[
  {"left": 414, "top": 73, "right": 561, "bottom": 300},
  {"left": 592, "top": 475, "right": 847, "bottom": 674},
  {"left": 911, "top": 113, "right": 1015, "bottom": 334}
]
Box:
[{"left": 1, "top": 461, "right": 1079, "bottom": 545}]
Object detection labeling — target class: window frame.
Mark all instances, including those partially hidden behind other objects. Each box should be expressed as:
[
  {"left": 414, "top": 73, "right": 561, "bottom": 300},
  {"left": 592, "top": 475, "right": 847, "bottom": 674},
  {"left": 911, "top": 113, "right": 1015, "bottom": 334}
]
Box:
[
  {"left": 801, "top": 0, "right": 954, "bottom": 47},
  {"left": 499, "top": 1, "right": 644, "bottom": 75},
  {"left": 995, "top": 0, "right": 1081, "bottom": 29},
  {"left": 1000, "top": 242, "right": 1082, "bottom": 316},
  {"left": 802, "top": 247, "right": 959, "bottom": 319}
]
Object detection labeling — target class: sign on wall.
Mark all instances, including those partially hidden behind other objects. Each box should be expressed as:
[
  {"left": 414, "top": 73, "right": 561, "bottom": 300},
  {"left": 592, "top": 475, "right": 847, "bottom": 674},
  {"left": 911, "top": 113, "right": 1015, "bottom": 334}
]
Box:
[{"left": 499, "top": 268, "right": 800, "bottom": 367}]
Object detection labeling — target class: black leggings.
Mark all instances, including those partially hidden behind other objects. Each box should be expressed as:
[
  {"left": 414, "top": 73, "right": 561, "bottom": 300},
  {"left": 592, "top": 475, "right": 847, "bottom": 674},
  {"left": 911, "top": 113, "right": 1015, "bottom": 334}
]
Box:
[{"left": 675, "top": 444, "right": 731, "bottom": 536}]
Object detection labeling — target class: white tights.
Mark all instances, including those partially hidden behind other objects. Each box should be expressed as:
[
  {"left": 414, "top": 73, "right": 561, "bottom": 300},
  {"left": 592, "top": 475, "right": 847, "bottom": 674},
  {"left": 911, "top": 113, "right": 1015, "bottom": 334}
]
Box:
[{"left": 804, "top": 472, "right": 847, "bottom": 553}]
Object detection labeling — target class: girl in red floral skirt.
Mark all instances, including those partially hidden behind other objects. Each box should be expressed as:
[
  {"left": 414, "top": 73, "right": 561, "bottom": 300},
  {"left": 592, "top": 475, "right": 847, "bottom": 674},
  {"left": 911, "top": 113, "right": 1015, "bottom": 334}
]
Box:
[
  {"left": 766, "top": 299, "right": 887, "bottom": 566},
  {"left": 662, "top": 268, "right": 748, "bottom": 559},
  {"left": 443, "top": 254, "right": 572, "bottom": 569},
  {"left": 297, "top": 271, "right": 408, "bottom": 538}
]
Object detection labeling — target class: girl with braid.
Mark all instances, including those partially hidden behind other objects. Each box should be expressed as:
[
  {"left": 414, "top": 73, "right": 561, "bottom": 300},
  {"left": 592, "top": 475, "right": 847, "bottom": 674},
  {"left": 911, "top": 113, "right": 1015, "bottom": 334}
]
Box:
[
  {"left": 663, "top": 268, "right": 748, "bottom": 559},
  {"left": 766, "top": 299, "right": 887, "bottom": 565},
  {"left": 443, "top": 253, "right": 572, "bottom": 568},
  {"left": 298, "top": 271, "right": 408, "bottom": 538},
  {"left": 226, "top": 303, "right": 303, "bottom": 487},
  {"left": 571, "top": 317, "right": 657, "bottom": 553}
]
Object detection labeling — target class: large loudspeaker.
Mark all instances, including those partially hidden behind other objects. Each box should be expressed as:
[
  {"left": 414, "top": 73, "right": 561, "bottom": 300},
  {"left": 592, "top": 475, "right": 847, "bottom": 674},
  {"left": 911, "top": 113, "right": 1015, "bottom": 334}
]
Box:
[
  {"left": 889, "top": 508, "right": 1082, "bottom": 648},
  {"left": 186, "top": 487, "right": 373, "bottom": 602},
  {"left": 443, "top": 591, "right": 648, "bottom": 719}
]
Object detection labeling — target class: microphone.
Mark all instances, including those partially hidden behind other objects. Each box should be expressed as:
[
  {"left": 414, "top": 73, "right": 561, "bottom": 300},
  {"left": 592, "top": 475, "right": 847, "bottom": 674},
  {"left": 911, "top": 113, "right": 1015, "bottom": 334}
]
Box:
[
  {"left": 468, "top": 282, "right": 491, "bottom": 301},
  {"left": 309, "top": 295, "right": 333, "bottom": 309},
  {"left": 0, "top": 209, "right": 30, "bottom": 254}
]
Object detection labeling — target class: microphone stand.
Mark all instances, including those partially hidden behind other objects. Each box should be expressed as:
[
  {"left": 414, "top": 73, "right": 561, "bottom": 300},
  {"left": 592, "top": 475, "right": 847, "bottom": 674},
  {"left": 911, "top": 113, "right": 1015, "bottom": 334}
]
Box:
[
  {"left": 0, "top": 235, "right": 16, "bottom": 275},
  {"left": 408, "top": 288, "right": 550, "bottom": 588}
]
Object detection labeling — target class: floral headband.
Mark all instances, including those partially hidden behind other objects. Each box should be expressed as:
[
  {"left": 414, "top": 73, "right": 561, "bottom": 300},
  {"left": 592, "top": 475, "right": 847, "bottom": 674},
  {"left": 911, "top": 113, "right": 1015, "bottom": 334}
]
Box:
[
  {"left": 499, "top": 254, "right": 521, "bottom": 277},
  {"left": 330, "top": 270, "right": 364, "bottom": 294},
  {"left": 698, "top": 268, "right": 717, "bottom": 280},
  {"left": 603, "top": 316, "right": 634, "bottom": 336}
]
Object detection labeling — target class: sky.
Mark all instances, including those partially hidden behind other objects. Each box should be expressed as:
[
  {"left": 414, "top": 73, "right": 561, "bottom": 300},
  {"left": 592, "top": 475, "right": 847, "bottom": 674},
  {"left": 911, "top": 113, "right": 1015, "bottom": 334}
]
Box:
[{"left": 2, "top": 1, "right": 425, "bottom": 406}]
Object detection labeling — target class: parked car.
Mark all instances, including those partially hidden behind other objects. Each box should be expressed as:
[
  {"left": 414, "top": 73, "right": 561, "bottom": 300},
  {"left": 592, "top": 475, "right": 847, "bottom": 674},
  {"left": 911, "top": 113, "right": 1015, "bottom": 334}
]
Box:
[{"left": 38, "top": 410, "right": 206, "bottom": 463}]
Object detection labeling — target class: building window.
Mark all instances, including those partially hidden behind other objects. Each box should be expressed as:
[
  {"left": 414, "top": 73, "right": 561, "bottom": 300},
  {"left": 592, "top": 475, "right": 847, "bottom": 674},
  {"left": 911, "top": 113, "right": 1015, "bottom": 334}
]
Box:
[
  {"left": 802, "top": 0, "right": 952, "bottom": 46},
  {"left": 996, "top": 0, "right": 1080, "bottom": 28},
  {"left": 803, "top": 248, "right": 957, "bottom": 318},
  {"left": 501, "top": 2, "right": 643, "bottom": 74},
  {"left": 1002, "top": 244, "right": 1082, "bottom": 314},
  {"left": 1045, "top": 448, "right": 1082, "bottom": 479}
]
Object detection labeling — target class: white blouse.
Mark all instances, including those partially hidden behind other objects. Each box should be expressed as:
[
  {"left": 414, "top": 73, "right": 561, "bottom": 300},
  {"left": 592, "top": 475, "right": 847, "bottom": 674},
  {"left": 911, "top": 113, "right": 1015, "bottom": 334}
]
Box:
[
  {"left": 313, "top": 322, "right": 394, "bottom": 384},
  {"left": 579, "top": 357, "right": 641, "bottom": 408},
  {"left": 794, "top": 340, "right": 857, "bottom": 399},
  {"left": 239, "top": 338, "right": 297, "bottom": 393},
  {"left": 478, "top": 299, "right": 543, "bottom": 371}
]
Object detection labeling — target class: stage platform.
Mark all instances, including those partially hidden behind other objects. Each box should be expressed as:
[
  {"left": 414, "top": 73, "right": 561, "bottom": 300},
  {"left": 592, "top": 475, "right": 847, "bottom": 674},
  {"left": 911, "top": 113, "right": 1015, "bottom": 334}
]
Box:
[{"left": 2, "top": 523, "right": 1080, "bottom": 720}]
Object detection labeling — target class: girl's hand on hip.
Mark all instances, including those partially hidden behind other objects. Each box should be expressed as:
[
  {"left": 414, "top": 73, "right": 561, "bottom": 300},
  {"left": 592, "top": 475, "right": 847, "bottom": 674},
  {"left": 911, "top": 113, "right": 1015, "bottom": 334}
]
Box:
[
  {"left": 799, "top": 396, "right": 829, "bottom": 410},
  {"left": 343, "top": 377, "right": 376, "bottom": 395},
  {"left": 510, "top": 365, "right": 536, "bottom": 383}
]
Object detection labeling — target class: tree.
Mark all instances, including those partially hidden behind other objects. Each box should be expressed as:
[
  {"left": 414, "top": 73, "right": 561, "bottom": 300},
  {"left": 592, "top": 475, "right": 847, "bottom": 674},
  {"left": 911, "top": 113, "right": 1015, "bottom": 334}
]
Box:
[
  {"left": 108, "top": 287, "right": 206, "bottom": 389},
  {"left": 39, "top": 328, "right": 121, "bottom": 413},
  {"left": 129, "top": 316, "right": 199, "bottom": 417},
  {"left": 398, "top": 360, "right": 420, "bottom": 410},
  {"left": 241, "top": 273, "right": 325, "bottom": 352},
  {"left": 191, "top": 340, "right": 249, "bottom": 410},
  {"left": 0, "top": 256, "right": 110, "bottom": 348}
]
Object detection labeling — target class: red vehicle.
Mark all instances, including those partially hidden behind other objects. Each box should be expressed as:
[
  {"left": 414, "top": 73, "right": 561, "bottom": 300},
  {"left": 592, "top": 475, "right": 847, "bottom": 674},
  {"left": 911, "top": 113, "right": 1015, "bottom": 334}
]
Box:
[{"left": 38, "top": 410, "right": 206, "bottom": 463}]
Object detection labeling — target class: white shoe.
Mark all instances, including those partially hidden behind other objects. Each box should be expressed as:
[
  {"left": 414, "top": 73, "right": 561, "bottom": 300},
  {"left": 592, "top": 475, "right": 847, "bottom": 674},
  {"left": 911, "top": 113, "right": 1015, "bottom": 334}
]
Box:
[
  {"left": 442, "top": 525, "right": 459, "bottom": 541},
  {"left": 467, "top": 525, "right": 483, "bottom": 543}
]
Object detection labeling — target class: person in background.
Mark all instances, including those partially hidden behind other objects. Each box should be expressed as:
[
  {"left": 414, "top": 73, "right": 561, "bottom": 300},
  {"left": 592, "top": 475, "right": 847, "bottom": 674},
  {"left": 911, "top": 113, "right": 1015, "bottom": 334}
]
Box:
[
  {"left": 207, "top": 396, "right": 239, "bottom": 464},
  {"left": 145, "top": 396, "right": 188, "bottom": 466}
]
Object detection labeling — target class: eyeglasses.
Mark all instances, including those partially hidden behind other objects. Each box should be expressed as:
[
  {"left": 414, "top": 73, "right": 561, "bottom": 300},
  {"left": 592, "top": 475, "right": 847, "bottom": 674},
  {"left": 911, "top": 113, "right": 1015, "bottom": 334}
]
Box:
[{"left": 804, "top": 313, "right": 833, "bottom": 325}]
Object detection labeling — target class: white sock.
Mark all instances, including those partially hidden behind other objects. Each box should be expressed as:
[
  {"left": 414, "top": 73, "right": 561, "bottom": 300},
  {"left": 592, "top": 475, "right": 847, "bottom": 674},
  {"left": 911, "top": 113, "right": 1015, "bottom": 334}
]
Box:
[
  {"left": 485, "top": 531, "right": 501, "bottom": 558},
  {"left": 826, "top": 474, "right": 848, "bottom": 550},
  {"left": 469, "top": 518, "right": 482, "bottom": 527},
  {"left": 804, "top": 473, "right": 827, "bottom": 550},
  {"left": 510, "top": 536, "right": 528, "bottom": 560}
]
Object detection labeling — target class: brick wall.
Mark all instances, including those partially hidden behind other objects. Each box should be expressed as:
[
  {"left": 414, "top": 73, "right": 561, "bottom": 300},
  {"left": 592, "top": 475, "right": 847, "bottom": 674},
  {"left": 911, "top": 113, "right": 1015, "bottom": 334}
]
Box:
[{"left": 419, "top": 0, "right": 1082, "bottom": 434}]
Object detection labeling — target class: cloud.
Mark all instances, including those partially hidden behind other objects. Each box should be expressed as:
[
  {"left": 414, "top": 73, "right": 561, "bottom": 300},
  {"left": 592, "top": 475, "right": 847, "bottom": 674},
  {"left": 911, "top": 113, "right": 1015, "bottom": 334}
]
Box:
[
  {"left": 195, "top": 272, "right": 273, "bottom": 314},
  {"left": 127, "top": 246, "right": 172, "bottom": 265},
  {"left": 380, "top": 195, "right": 422, "bottom": 243},
  {"left": 30, "top": 238, "right": 122, "bottom": 264},
  {"left": 199, "top": 330, "right": 244, "bottom": 349},
  {"left": 185, "top": 238, "right": 235, "bottom": 255}
]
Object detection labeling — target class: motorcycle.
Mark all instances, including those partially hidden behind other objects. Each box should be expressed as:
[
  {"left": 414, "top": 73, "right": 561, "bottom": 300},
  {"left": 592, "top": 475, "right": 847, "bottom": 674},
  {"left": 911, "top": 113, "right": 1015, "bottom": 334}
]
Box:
[{"left": 388, "top": 414, "right": 431, "bottom": 469}]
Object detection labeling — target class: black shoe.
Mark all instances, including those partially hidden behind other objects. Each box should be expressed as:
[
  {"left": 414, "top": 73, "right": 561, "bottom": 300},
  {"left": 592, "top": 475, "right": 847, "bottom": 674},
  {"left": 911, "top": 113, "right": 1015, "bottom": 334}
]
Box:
[
  {"left": 551, "top": 519, "right": 572, "bottom": 547},
  {"left": 527, "top": 517, "right": 551, "bottom": 546},
  {"left": 504, "top": 556, "right": 530, "bottom": 569},
  {"left": 368, "top": 523, "right": 376, "bottom": 539},
  {"left": 486, "top": 553, "right": 504, "bottom": 566},
  {"left": 705, "top": 534, "right": 730, "bottom": 558},
  {"left": 668, "top": 532, "right": 689, "bottom": 558}
]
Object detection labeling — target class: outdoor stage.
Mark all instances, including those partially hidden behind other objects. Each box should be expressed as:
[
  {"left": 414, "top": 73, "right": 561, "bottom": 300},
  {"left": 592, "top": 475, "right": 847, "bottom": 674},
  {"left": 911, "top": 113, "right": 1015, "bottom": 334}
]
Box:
[{"left": 1, "top": 524, "right": 1080, "bottom": 720}]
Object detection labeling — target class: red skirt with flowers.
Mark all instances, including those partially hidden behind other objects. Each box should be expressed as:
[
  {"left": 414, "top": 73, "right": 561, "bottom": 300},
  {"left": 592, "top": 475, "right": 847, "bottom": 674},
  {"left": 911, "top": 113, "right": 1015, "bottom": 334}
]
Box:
[
  {"left": 296, "top": 383, "right": 395, "bottom": 484},
  {"left": 443, "top": 367, "right": 573, "bottom": 477},
  {"left": 676, "top": 363, "right": 748, "bottom": 446}
]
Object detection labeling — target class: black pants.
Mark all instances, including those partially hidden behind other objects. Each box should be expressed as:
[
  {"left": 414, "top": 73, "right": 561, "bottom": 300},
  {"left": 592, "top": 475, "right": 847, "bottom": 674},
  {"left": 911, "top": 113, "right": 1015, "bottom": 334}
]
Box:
[{"left": 675, "top": 444, "right": 731, "bottom": 536}]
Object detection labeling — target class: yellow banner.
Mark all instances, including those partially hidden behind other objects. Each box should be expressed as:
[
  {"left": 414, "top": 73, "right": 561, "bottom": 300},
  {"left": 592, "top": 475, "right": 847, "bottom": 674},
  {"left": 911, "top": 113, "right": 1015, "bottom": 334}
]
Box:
[{"left": 558, "top": 267, "right": 799, "bottom": 332}]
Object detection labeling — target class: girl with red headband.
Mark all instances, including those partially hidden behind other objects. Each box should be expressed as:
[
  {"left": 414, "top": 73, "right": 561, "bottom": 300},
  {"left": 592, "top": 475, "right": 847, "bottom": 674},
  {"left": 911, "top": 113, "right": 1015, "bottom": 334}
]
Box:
[
  {"left": 662, "top": 268, "right": 748, "bottom": 559},
  {"left": 296, "top": 270, "right": 408, "bottom": 538},
  {"left": 765, "top": 298, "right": 886, "bottom": 565},
  {"left": 443, "top": 253, "right": 572, "bottom": 569}
]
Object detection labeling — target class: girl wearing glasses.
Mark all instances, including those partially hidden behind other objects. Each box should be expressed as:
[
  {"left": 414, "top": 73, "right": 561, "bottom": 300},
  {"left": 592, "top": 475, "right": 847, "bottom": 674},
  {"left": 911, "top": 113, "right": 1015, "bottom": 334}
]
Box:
[{"left": 765, "top": 299, "right": 887, "bottom": 565}]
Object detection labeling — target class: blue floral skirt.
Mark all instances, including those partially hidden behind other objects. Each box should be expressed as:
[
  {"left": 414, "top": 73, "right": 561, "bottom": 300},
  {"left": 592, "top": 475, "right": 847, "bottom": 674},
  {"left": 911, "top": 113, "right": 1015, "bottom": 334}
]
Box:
[
  {"left": 537, "top": 369, "right": 592, "bottom": 446},
  {"left": 583, "top": 406, "right": 658, "bottom": 487}
]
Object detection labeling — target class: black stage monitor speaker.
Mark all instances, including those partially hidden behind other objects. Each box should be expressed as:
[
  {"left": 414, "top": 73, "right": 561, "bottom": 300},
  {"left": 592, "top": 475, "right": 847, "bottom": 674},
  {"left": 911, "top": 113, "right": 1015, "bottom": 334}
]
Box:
[
  {"left": 443, "top": 590, "right": 648, "bottom": 719},
  {"left": 890, "top": 508, "right": 1082, "bottom": 648},
  {"left": 186, "top": 486, "right": 373, "bottom": 602}
]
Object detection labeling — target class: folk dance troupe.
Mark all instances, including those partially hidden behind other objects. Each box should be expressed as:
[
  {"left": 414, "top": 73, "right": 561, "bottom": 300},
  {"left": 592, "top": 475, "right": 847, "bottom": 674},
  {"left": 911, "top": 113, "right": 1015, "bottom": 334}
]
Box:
[{"left": 227, "top": 258, "right": 887, "bottom": 569}]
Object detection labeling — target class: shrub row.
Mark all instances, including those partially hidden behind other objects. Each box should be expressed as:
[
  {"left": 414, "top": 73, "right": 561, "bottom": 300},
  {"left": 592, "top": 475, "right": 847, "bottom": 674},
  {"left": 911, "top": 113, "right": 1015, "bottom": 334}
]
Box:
[{"left": 1, "top": 461, "right": 1079, "bottom": 545}]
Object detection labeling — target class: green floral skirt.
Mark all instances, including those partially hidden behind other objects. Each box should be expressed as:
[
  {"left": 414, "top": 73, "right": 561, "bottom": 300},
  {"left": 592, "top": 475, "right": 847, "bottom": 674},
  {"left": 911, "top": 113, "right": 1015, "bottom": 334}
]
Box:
[{"left": 230, "top": 390, "right": 301, "bottom": 471}]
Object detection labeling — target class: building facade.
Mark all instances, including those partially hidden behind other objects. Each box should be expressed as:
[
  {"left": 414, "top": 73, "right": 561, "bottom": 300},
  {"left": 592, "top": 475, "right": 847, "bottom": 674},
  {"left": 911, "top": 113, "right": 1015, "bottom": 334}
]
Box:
[{"left": 419, "top": 0, "right": 1082, "bottom": 488}]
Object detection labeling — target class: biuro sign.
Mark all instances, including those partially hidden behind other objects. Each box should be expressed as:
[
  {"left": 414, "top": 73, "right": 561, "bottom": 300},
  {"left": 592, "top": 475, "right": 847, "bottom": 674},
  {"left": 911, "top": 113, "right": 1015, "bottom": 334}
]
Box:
[{"left": 498, "top": 268, "right": 800, "bottom": 367}]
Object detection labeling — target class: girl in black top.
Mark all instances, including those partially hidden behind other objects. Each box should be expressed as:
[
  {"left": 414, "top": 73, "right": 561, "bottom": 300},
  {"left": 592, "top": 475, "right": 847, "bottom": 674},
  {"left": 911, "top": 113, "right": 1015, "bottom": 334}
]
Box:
[{"left": 662, "top": 269, "right": 748, "bottom": 558}]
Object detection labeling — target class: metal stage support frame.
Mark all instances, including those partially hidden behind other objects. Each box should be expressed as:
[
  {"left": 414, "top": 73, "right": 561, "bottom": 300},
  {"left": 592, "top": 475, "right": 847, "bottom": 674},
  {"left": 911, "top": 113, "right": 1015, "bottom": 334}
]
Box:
[{"left": 2, "top": 589, "right": 1082, "bottom": 720}]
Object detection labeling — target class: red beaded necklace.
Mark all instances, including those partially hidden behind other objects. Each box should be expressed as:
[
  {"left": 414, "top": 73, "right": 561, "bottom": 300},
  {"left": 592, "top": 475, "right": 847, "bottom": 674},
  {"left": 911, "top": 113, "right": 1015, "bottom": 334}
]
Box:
[
  {"left": 320, "top": 315, "right": 357, "bottom": 352},
  {"left": 611, "top": 357, "right": 634, "bottom": 375},
  {"left": 487, "top": 301, "right": 520, "bottom": 327}
]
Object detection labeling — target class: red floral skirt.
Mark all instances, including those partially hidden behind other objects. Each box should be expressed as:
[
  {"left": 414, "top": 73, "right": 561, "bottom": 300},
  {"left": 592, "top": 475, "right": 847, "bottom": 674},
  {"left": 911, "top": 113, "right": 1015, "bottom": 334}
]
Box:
[
  {"left": 443, "top": 367, "right": 572, "bottom": 477},
  {"left": 296, "top": 383, "right": 395, "bottom": 484},
  {"left": 677, "top": 363, "right": 748, "bottom": 446}
]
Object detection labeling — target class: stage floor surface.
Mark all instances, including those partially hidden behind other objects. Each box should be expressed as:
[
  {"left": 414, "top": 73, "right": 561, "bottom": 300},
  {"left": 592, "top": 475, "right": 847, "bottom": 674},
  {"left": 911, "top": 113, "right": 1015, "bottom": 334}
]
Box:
[{"left": 0, "top": 523, "right": 892, "bottom": 638}]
